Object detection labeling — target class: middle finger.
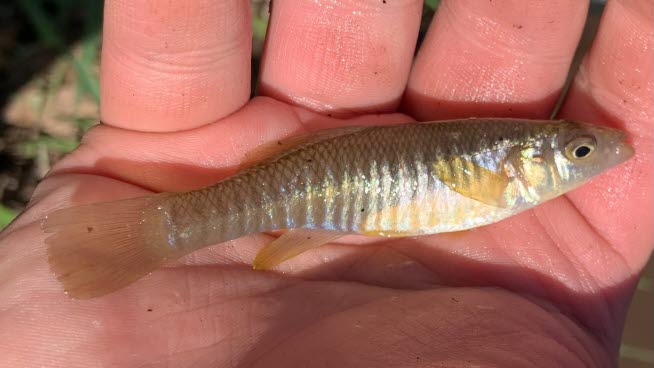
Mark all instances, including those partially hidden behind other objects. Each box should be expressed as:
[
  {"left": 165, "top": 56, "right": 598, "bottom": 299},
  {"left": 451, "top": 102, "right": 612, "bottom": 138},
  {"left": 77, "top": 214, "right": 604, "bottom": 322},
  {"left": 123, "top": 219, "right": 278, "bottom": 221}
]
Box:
[{"left": 257, "top": 0, "right": 422, "bottom": 118}]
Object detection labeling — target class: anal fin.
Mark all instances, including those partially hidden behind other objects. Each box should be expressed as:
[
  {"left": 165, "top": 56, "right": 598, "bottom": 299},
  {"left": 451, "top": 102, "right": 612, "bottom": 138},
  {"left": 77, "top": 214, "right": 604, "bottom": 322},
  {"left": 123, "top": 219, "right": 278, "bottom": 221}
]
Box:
[{"left": 252, "top": 229, "right": 342, "bottom": 270}]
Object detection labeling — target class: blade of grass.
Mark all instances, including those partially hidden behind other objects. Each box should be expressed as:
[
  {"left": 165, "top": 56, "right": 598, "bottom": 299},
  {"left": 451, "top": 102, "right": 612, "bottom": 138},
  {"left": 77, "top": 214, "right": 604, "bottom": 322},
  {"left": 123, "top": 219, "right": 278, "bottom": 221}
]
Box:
[
  {"left": 71, "top": 116, "right": 98, "bottom": 131},
  {"left": 0, "top": 205, "right": 17, "bottom": 229},
  {"left": 16, "top": 0, "right": 64, "bottom": 49},
  {"left": 75, "top": 31, "right": 102, "bottom": 103},
  {"left": 620, "top": 344, "right": 654, "bottom": 364},
  {"left": 638, "top": 276, "right": 653, "bottom": 293},
  {"left": 72, "top": 47, "right": 101, "bottom": 103},
  {"left": 252, "top": 16, "right": 269, "bottom": 41},
  {"left": 424, "top": 0, "right": 441, "bottom": 10},
  {"left": 21, "top": 136, "right": 79, "bottom": 158},
  {"left": 77, "top": 0, "right": 103, "bottom": 104}
]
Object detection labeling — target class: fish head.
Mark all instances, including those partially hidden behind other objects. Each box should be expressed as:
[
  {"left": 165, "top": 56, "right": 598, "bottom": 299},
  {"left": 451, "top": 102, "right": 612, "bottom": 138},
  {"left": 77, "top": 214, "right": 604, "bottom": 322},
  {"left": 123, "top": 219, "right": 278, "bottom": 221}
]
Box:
[
  {"left": 511, "top": 121, "right": 634, "bottom": 203},
  {"left": 552, "top": 121, "right": 634, "bottom": 188}
]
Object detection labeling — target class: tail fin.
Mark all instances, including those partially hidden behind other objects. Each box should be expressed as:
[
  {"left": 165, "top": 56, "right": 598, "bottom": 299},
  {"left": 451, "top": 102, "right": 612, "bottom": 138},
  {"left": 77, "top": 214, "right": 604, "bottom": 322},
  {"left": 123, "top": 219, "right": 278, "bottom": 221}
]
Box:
[{"left": 42, "top": 195, "right": 175, "bottom": 299}]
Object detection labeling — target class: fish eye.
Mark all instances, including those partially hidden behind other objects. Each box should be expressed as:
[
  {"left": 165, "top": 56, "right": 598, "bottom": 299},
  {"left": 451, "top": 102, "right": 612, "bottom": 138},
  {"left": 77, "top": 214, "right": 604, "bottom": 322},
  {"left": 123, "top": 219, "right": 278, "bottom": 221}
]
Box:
[
  {"left": 574, "top": 145, "right": 592, "bottom": 158},
  {"left": 565, "top": 136, "right": 596, "bottom": 160}
]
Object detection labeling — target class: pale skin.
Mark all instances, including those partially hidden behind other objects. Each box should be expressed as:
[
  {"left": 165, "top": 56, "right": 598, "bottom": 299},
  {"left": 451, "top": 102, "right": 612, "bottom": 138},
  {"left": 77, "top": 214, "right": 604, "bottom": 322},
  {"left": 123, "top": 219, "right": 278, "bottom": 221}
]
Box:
[{"left": 1, "top": 0, "right": 652, "bottom": 366}]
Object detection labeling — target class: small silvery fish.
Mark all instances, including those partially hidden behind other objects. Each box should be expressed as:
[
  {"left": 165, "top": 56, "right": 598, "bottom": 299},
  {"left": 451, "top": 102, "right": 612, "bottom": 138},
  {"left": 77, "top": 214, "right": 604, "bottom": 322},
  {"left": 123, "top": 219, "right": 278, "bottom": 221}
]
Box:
[{"left": 42, "top": 118, "right": 634, "bottom": 298}]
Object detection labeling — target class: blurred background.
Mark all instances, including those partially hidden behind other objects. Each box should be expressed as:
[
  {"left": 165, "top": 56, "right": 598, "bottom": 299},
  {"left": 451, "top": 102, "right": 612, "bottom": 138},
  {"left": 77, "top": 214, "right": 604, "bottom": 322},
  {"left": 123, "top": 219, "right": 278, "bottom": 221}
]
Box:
[{"left": 0, "top": 1, "right": 651, "bottom": 366}]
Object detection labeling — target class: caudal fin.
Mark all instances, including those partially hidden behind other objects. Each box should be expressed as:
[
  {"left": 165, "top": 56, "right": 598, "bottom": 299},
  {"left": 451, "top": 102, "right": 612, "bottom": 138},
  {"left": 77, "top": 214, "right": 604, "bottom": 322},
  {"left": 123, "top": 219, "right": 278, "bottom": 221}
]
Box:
[{"left": 42, "top": 195, "right": 174, "bottom": 299}]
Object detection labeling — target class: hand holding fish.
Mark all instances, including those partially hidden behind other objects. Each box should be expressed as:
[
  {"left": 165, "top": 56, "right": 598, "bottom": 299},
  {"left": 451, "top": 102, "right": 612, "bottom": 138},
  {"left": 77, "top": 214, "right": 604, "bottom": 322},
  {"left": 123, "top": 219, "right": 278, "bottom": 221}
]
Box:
[{"left": 2, "top": 1, "right": 652, "bottom": 366}]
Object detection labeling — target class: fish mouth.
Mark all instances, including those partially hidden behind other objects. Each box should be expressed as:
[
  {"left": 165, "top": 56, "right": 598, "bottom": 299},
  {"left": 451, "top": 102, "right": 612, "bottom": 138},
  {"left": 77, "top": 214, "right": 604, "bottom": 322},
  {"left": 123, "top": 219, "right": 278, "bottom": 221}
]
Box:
[
  {"left": 614, "top": 132, "right": 635, "bottom": 162},
  {"left": 617, "top": 141, "right": 635, "bottom": 160}
]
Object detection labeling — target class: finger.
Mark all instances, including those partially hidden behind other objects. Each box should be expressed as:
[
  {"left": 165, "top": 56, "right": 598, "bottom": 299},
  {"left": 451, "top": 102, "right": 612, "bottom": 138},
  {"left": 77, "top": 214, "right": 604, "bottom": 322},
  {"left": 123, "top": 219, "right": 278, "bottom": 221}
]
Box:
[
  {"left": 558, "top": 0, "right": 654, "bottom": 269},
  {"left": 257, "top": 0, "right": 422, "bottom": 117},
  {"left": 404, "top": 0, "right": 589, "bottom": 120},
  {"left": 100, "top": 0, "right": 252, "bottom": 132}
]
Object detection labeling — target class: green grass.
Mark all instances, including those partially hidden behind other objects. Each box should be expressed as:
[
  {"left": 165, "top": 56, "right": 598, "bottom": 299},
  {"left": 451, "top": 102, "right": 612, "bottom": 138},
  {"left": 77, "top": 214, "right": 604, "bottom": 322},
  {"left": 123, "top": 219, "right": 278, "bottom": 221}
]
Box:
[
  {"left": 0, "top": 205, "right": 17, "bottom": 229},
  {"left": 74, "top": 32, "right": 102, "bottom": 104},
  {"left": 253, "top": 15, "right": 269, "bottom": 40},
  {"left": 21, "top": 135, "right": 79, "bottom": 157},
  {"left": 17, "top": 0, "right": 102, "bottom": 122},
  {"left": 424, "top": 0, "right": 441, "bottom": 10},
  {"left": 637, "top": 276, "right": 653, "bottom": 293},
  {"left": 620, "top": 344, "right": 654, "bottom": 365}
]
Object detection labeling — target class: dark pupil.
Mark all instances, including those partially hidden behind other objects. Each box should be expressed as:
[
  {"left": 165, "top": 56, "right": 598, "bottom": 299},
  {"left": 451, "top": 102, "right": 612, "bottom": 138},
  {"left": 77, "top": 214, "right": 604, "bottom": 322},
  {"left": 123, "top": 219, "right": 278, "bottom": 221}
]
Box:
[{"left": 574, "top": 145, "right": 592, "bottom": 158}]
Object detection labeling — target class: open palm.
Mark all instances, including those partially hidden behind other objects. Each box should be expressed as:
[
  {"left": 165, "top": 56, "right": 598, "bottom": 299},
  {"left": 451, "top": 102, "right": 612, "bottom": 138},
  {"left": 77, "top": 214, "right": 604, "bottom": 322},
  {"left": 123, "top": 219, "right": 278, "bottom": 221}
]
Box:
[{"left": 2, "top": 1, "right": 652, "bottom": 367}]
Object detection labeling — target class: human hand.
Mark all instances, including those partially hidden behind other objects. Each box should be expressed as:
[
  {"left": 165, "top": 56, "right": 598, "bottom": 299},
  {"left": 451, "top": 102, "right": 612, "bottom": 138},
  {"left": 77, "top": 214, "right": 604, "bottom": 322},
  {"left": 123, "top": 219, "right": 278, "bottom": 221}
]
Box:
[{"left": 2, "top": 1, "right": 652, "bottom": 366}]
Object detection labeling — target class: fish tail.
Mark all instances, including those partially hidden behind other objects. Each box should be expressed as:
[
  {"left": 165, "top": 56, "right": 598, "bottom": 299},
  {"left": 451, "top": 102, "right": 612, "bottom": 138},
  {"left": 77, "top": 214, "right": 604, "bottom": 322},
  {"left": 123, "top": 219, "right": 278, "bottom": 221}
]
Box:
[{"left": 42, "top": 194, "right": 179, "bottom": 299}]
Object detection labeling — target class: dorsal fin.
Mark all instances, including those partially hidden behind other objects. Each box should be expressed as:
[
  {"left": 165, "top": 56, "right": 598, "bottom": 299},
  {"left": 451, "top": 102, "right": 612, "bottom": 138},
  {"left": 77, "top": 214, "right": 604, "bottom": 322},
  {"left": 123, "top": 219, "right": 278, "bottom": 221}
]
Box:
[{"left": 240, "top": 125, "right": 369, "bottom": 169}]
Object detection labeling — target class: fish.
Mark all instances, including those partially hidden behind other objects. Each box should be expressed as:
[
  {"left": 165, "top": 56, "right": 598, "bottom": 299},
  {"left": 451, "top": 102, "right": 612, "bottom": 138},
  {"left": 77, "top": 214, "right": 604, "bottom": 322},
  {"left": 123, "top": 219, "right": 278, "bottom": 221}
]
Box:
[{"left": 42, "top": 118, "right": 634, "bottom": 298}]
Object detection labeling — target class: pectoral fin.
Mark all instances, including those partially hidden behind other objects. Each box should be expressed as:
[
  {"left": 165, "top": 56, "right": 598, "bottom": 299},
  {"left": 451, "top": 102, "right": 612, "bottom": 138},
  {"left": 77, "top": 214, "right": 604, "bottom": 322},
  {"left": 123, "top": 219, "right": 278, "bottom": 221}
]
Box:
[
  {"left": 253, "top": 229, "right": 342, "bottom": 270},
  {"left": 434, "top": 158, "right": 510, "bottom": 208}
]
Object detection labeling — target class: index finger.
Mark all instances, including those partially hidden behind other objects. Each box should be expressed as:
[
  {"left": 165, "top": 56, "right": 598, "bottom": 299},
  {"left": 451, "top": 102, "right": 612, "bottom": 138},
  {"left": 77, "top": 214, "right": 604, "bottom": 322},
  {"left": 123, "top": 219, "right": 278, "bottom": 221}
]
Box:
[{"left": 100, "top": 0, "right": 252, "bottom": 132}]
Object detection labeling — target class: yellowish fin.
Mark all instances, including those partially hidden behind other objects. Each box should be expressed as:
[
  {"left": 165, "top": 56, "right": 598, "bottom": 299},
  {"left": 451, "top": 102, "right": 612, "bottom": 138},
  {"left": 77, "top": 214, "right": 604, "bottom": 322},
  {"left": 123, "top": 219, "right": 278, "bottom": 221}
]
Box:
[
  {"left": 42, "top": 195, "right": 180, "bottom": 299},
  {"left": 434, "top": 158, "right": 510, "bottom": 208},
  {"left": 252, "top": 229, "right": 342, "bottom": 270}
]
